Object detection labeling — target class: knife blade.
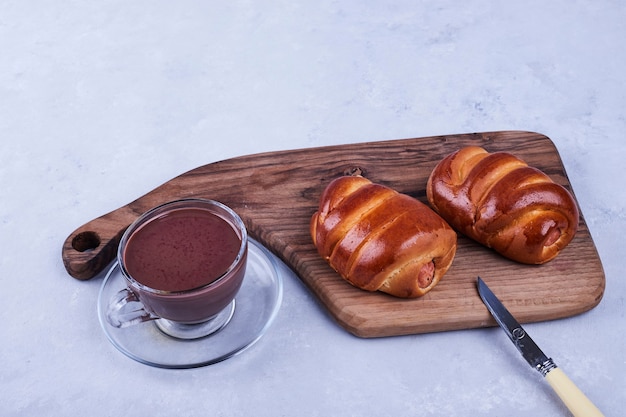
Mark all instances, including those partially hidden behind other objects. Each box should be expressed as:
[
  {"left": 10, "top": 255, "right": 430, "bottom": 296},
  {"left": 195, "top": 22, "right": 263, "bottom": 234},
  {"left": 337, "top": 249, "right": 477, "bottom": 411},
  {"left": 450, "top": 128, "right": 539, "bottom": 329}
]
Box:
[{"left": 476, "top": 277, "right": 604, "bottom": 417}]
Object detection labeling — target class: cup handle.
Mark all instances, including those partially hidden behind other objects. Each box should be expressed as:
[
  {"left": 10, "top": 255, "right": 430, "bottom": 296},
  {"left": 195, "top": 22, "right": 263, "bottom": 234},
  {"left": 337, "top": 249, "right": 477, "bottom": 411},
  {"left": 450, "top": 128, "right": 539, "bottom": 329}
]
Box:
[{"left": 106, "top": 288, "right": 158, "bottom": 328}]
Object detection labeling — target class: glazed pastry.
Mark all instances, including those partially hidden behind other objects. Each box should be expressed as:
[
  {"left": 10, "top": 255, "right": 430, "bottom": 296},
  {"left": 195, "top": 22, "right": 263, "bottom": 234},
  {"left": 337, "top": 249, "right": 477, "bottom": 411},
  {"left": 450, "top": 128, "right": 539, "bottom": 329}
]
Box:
[
  {"left": 310, "top": 175, "right": 457, "bottom": 298},
  {"left": 426, "top": 146, "right": 579, "bottom": 264}
]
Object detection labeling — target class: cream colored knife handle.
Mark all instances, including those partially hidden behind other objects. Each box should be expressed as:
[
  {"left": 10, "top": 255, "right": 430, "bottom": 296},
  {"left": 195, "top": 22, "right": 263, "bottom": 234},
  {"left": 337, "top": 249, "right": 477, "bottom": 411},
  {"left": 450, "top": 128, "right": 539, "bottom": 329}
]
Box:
[{"left": 545, "top": 368, "right": 604, "bottom": 417}]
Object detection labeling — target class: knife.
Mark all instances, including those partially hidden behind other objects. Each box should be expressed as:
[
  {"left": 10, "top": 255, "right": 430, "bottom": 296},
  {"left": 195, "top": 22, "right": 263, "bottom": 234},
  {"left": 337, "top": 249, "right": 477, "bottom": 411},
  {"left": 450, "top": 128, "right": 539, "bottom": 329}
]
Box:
[{"left": 476, "top": 277, "right": 604, "bottom": 417}]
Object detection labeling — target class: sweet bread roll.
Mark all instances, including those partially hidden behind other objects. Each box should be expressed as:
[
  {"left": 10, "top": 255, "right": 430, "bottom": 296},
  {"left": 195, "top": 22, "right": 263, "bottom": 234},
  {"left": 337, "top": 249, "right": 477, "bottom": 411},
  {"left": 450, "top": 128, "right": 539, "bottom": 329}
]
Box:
[
  {"left": 310, "top": 175, "right": 457, "bottom": 298},
  {"left": 426, "top": 146, "right": 579, "bottom": 264}
]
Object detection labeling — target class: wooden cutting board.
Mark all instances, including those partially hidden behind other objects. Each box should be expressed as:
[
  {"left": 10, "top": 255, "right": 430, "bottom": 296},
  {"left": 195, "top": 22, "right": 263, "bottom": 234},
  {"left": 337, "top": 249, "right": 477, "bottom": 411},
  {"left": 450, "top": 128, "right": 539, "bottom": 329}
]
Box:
[{"left": 62, "top": 131, "right": 605, "bottom": 338}]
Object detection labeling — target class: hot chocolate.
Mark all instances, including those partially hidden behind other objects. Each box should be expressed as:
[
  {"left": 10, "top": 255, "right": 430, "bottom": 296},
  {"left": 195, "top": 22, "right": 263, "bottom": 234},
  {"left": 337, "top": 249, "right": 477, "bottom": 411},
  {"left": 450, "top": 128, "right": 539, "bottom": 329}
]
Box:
[{"left": 123, "top": 207, "right": 242, "bottom": 292}]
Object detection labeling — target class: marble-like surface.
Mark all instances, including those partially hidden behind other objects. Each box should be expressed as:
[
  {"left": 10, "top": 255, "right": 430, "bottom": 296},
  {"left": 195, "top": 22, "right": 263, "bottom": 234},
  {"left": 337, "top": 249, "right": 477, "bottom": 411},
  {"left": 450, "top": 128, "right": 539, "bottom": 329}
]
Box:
[{"left": 1, "top": 1, "right": 623, "bottom": 416}]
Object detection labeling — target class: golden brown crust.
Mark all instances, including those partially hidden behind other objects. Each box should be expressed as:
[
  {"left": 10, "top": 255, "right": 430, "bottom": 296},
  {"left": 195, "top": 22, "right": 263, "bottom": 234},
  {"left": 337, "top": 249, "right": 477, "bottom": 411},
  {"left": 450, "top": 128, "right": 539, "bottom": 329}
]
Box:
[
  {"left": 311, "top": 176, "right": 457, "bottom": 298},
  {"left": 426, "top": 146, "right": 579, "bottom": 264}
]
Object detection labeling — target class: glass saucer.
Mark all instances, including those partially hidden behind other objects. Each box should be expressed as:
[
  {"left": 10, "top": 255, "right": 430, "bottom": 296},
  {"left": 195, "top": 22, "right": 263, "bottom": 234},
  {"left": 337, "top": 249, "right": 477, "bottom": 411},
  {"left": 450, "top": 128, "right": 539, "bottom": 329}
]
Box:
[{"left": 97, "top": 239, "right": 283, "bottom": 369}]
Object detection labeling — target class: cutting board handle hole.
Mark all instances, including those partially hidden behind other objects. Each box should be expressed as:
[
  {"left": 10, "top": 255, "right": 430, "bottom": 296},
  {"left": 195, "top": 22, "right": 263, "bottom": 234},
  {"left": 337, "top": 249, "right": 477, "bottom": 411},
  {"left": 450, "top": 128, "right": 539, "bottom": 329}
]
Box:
[{"left": 72, "top": 231, "right": 101, "bottom": 253}]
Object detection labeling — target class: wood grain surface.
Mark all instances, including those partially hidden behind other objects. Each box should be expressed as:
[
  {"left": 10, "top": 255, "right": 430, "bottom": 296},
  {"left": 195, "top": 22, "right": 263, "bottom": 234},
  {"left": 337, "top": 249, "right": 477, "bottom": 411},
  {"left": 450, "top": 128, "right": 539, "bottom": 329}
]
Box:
[{"left": 62, "top": 131, "right": 605, "bottom": 338}]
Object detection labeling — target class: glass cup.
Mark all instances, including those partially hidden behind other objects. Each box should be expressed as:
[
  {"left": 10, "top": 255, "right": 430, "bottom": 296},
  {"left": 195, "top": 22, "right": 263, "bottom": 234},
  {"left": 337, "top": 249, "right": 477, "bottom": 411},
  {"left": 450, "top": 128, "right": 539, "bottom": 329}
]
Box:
[{"left": 106, "top": 199, "right": 248, "bottom": 339}]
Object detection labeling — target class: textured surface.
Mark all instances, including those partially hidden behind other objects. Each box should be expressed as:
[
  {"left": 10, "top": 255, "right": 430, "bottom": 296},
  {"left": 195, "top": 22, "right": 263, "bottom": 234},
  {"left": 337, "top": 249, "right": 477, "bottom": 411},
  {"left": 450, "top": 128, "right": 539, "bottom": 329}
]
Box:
[{"left": 1, "top": 1, "right": 624, "bottom": 416}]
